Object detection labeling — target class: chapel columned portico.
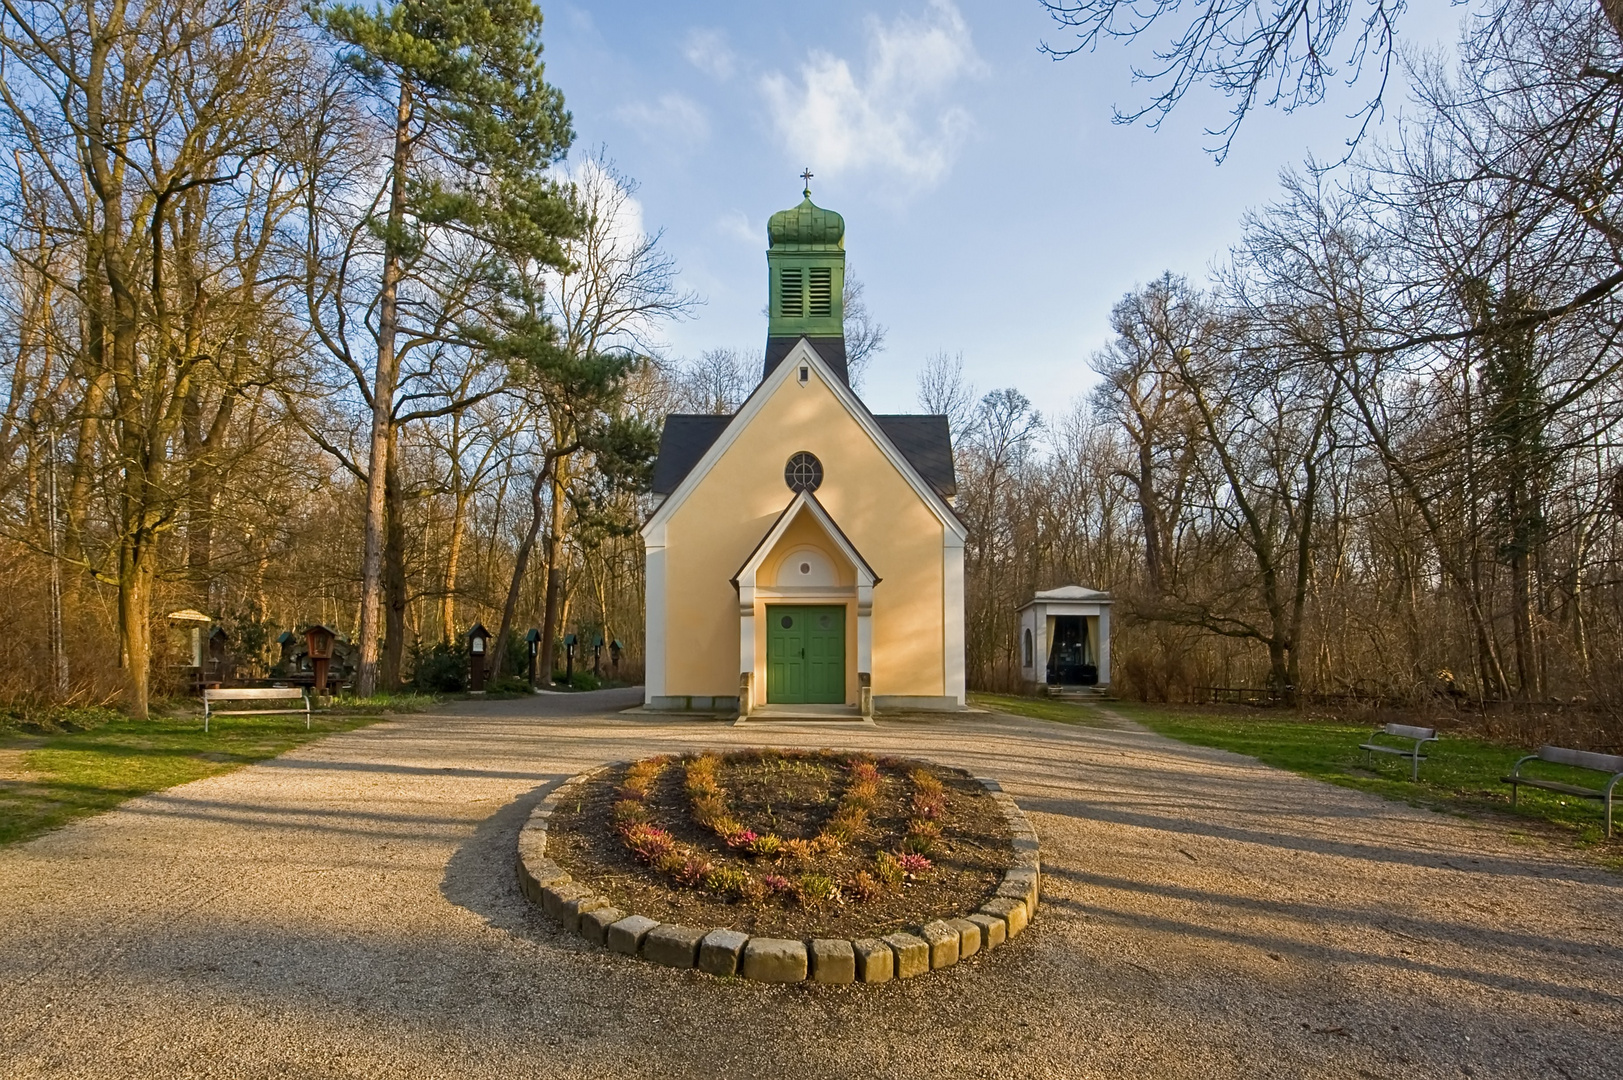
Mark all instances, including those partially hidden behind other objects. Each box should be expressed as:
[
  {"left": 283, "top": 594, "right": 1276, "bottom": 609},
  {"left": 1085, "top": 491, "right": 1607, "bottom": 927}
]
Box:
[{"left": 732, "top": 488, "right": 878, "bottom": 715}]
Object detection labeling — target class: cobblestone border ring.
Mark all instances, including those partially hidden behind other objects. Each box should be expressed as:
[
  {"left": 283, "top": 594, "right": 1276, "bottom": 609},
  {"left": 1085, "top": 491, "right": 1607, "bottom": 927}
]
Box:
[{"left": 514, "top": 760, "right": 1041, "bottom": 983}]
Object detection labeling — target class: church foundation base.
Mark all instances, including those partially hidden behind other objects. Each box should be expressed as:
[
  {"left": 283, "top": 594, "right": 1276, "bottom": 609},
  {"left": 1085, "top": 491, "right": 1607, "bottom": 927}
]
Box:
[
  {"left": 874, "top": 695, "right": 969, "bottom": 712},
  {"left": 644, "top": 695, "right": 741, "bottom": 713}
]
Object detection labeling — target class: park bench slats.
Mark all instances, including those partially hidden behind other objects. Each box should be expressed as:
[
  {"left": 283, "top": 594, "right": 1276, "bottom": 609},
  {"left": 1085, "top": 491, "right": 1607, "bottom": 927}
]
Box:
[
  {"left": 203, "top": 687, "right": 310, "bottom": 732},
  {"left": 1501, "top": 745, "right": 1623, "bottom": 838}
]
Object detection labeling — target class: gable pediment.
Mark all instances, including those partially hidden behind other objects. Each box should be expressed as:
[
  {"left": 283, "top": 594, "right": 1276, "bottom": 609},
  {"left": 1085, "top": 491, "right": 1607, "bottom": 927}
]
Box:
[{"left": 644, "top": 338, "right": 964, "bottom": 542}]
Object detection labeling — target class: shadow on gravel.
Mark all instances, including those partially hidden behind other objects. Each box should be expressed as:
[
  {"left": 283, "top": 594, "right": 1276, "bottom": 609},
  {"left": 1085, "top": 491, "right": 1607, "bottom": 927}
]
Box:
[{"left": 439, "top": 777, "right": 571, "bottom": 943}]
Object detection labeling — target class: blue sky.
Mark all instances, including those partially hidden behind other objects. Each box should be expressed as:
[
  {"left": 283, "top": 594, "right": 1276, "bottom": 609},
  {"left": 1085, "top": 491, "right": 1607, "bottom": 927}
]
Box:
[{"left": 544, "top": 1, "right": 1464, "bottom": 414}]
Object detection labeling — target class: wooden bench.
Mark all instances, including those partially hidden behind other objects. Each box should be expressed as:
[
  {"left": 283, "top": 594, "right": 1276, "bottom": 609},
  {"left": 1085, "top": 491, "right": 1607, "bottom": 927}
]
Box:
[
  {"left": 1502, "top": 746, "right": 1623, "bottom": 838},
  {"left": 203, "top": 686, "right": 311, "bottom": 732},
  {"left": 1359, "top": 723, "right": 1438, "bottom": 781}
]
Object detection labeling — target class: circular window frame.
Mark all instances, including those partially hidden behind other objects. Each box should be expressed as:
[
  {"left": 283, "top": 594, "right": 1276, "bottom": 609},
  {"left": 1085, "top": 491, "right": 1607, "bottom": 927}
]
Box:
[{"left": 784, "top": 451, "right": 823, "bottom": 494}]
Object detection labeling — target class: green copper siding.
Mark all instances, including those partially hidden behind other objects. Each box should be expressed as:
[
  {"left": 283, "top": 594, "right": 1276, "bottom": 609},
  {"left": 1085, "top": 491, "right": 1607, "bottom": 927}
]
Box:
[{"left": 767, "top": 195, "right": 845, "bottom": 340}]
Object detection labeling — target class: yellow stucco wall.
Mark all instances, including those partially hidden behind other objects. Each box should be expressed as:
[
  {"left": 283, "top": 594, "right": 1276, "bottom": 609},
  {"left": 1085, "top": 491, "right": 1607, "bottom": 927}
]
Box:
[{"left": 659, "top": 361, "right": 945, "bottom": 699}]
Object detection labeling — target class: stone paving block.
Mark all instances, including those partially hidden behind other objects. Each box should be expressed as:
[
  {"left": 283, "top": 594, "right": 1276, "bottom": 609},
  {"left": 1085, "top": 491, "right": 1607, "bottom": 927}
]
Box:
[
  {"left": 698, "top": 929, "right": 749, "bottom": 976},
  {"left": 919, "top": 921, "right": 960, "bottom": 969},
  {"left": 883, "top": 932, "right": 930, "bottom": 978},
  {"left": 561, "top": 894, "right": 610, "bottom": 933},
  {"left": 606, "top": 914, "right": 659, "bottom": 955},
  {"left": 949, "top": 917, "right": 982, "bottom": 958},
  {"left": 542, "top": 882, "right": 591, "bottom": 921},
  {"left": 851, "top": 938, "right": 893, "bottom": 983},
  {"left": 996, "top": 876, "right": 1038, "bottom": 915},
  {"left": 578, "top": 907, "right": 622, "bottom": 945},
  {"left": 968, "top": 912, "right": 1005, "bottom": 950},
  {"left": 521, "top": 858, "right": 569, "bottom": 893},
  {"left": 980, "top": 897, "right": 1028, "bottom": 938},
  {"left": 809, "top": 939, "right": 855, "bottom": 985},
  {"left": 742, "top": 938, "right": 807, "bottom": 982},
  {"left": 641, "top": 924, "right": 705, "bottom": 968}
]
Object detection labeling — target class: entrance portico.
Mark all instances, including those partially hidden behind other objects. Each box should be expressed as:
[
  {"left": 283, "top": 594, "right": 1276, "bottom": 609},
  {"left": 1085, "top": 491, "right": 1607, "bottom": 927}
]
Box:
[{"left": 733, "top": 489, "right": 877, "bottom": 716}]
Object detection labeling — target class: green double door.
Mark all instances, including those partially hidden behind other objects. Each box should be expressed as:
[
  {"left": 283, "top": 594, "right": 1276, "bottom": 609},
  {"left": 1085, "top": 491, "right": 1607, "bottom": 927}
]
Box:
[{"left": 766, "top": 605, "right": 846, "bottom": 704}]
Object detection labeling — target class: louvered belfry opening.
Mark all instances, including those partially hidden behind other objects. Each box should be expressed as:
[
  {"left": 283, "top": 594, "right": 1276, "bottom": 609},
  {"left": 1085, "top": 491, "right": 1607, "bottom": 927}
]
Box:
[
  {"left": 781, "top": 268, "right": 804, "bottom": 318},
  {"left": 808, "top": 267, "right": 832, "bottom": 318}
]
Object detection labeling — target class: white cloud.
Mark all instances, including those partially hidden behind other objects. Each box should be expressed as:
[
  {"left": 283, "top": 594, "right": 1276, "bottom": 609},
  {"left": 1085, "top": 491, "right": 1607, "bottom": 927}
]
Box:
[
  {"left": 683, "top": 27, "right": 735, "bottom": 80},
  {"left": 617, "top": 92, "right": 711, "bottom": 147},
  {"left": 717, "top": 209, "right": 759, "bottom": 246},
  {"left": 566, "top": 157, "right": 648, "bottom": 261},
  {"left": 761, "top": 0, "right": 983, "bottom": 190}
]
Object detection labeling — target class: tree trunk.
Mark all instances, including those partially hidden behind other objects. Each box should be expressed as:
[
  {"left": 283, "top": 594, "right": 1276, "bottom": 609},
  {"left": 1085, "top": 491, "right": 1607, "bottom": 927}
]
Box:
[
  {"left": 356, "top": 81, "right": 413, "bottom": 697},
  {"left": 382, "top": 427, "right": 408, "bottom": 690},
  {"left": 492, "top": 463, "right": 550, "bottom": 680},
  {"left": 118, "top": 536, "right": 154, "bottom": 720},
  {"left": 441, "top": 489, "right": 470, "bottom": 642},
  {"left": 538, "top": 469, "right": 567, "bottom": 685}
]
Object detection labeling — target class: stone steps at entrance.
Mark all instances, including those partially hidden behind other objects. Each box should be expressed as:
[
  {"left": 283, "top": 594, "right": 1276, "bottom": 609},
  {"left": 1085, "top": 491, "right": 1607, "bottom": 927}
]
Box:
[{"left": 735, "top": 703, "right": 874, "bottom": 727}]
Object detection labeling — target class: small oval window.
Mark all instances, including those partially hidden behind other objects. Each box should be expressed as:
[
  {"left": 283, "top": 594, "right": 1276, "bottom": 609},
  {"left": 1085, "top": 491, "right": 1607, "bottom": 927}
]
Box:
[
  {"left": 780, "top": 615, "right": 794, "bottom": 629},
  {"left": 818, "top": 614, "right": 832, "bottom": 629},
  {"left": 799, "top": 562, "right": 811, "bottom": 575}
]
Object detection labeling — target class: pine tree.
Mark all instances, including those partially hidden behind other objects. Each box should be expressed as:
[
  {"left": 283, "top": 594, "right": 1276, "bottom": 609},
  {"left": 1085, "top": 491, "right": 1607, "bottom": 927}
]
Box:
[{"left": 314, "top": 0, "right": 575, "bottom": 694}]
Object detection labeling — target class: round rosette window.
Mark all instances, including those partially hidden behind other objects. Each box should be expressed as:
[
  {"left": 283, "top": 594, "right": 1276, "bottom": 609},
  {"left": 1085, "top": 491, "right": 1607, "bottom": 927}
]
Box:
[{"left": 784, "top": 451, "right": 823, "bottom": 493}]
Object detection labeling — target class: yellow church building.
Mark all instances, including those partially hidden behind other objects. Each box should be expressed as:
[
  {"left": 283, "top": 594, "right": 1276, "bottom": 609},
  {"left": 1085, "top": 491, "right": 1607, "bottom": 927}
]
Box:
[{"left": 641, "top": 185, "right": 966, "bottom": 716}]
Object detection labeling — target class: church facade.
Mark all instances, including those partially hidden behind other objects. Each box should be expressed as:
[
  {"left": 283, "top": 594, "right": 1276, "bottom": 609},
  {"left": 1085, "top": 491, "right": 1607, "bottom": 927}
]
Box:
[{"left": 641, "top": 188, "right": 966, "bottom": 715}]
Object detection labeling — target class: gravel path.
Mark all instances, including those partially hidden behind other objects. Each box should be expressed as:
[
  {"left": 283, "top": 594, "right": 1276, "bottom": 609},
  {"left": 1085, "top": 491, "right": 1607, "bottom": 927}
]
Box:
[{"left": 0, "top": 691, "right": 1617, "bottom": 1079}]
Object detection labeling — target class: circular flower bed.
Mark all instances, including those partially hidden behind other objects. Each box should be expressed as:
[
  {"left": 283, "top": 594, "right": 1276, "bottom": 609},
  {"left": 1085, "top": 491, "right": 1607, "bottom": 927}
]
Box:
[{"left": 542, "top": 749, "right": 1015, "bottom": 939}]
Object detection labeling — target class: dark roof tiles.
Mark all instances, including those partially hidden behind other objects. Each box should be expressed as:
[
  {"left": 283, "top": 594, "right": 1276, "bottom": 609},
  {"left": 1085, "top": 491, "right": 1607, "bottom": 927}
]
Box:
[{"left": 650, "top": 412, "right": 956, "bottom": 499}]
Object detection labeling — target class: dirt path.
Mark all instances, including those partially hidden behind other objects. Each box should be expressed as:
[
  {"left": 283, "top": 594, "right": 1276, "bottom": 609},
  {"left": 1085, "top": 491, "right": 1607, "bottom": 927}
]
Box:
[{"left": 0, "top": 691, "right": 1616, "bottom": 1079}]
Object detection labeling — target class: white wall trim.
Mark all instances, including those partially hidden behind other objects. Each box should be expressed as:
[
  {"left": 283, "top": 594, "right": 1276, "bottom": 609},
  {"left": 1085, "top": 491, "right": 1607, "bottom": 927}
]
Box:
[
  {"left": 943, "top": 540, "right": 965, "bottom": 705},
  {"left": 644, "top": 544, "right": 666, "bottom": 701}
]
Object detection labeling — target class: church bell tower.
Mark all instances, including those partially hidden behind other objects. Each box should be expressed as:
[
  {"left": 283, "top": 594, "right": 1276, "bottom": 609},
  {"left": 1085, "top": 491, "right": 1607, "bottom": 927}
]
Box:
[{"left": 763, "top": 173, "right": 849, "bottom": 384}]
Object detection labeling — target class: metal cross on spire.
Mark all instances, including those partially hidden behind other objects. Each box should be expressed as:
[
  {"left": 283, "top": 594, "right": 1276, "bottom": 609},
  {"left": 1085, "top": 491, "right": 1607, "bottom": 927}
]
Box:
[{"left": 800, "top": 167, "right": 814, "bottom": 196}]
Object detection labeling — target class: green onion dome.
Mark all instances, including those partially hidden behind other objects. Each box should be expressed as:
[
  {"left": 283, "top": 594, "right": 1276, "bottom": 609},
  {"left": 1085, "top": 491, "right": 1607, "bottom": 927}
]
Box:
[{"left": 767, "top": 196, "right": 845, "bottom": 250}]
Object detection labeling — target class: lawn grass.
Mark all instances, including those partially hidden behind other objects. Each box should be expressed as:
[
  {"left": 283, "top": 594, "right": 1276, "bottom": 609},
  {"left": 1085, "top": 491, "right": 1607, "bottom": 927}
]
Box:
[
  {"left": 977, "top": 694, "right": 1621, "bottom": 857},
  {"left": 0, "top": 710, "right": 380, "bottom": 846}
]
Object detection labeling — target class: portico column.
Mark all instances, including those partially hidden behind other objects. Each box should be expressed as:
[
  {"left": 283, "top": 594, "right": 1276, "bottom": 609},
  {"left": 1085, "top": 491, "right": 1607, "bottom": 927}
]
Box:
[
  {"left": 738, "top": 586, "right": 755, "bottom": 715},
  {"left": 1097, "top": 605, "right": 1111, "bottom": 685},
  {"left": 857, "top": 584, "right": 873, "bottom": 716}
]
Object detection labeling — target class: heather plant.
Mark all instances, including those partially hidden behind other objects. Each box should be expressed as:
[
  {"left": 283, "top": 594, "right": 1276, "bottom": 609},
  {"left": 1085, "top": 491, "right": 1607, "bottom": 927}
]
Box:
[
  {"left": 901, "top": 833, "right": 938, "bottom": 857},
  {"left": 675, "top": 856, "right": 714, "bottom": 886},
  {"left": 846, "top": 869, "right": 883, "bottom": 901},
  {"left": 781, "top": 838, "right": 814, "bottom": 863},
  {"left": 620, "top": 757, "right": 668, "bottom": 801},
  {"left": 747, "top": 833, "right": 781, "bottom": 858},
  {"left": 703, "top": 865, "right": 752, "bottom": 897},
  {"left": 762, "top": 873, "right": 793, "bottom": 895},
  {"left": 611, "top": 799, "right": 648, "bottom": 826},
  {"left": 897, "top": 853, "right": 933, "bottom": 878},
  {"left": 796, "top": 872, "right": 839, "bottom": 907},
  {"left": 874, "top": 851, "right": 905, "bottom": 890},
  {"left": 622, "top": 824, "right": 675, "bottom": 862}
]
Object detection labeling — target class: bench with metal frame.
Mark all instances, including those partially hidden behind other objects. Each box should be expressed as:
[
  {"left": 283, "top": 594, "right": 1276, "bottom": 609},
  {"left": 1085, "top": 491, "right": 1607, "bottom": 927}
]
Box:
[
  {"left": 203, "top": 686, "right": 311, "bottom": 732},
  {"left": 1358, "top": 723, "right": 1438, "bottom": 781},
  {"left": 1502, "top": 745, "right": 1623, "bottom": 838}
]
